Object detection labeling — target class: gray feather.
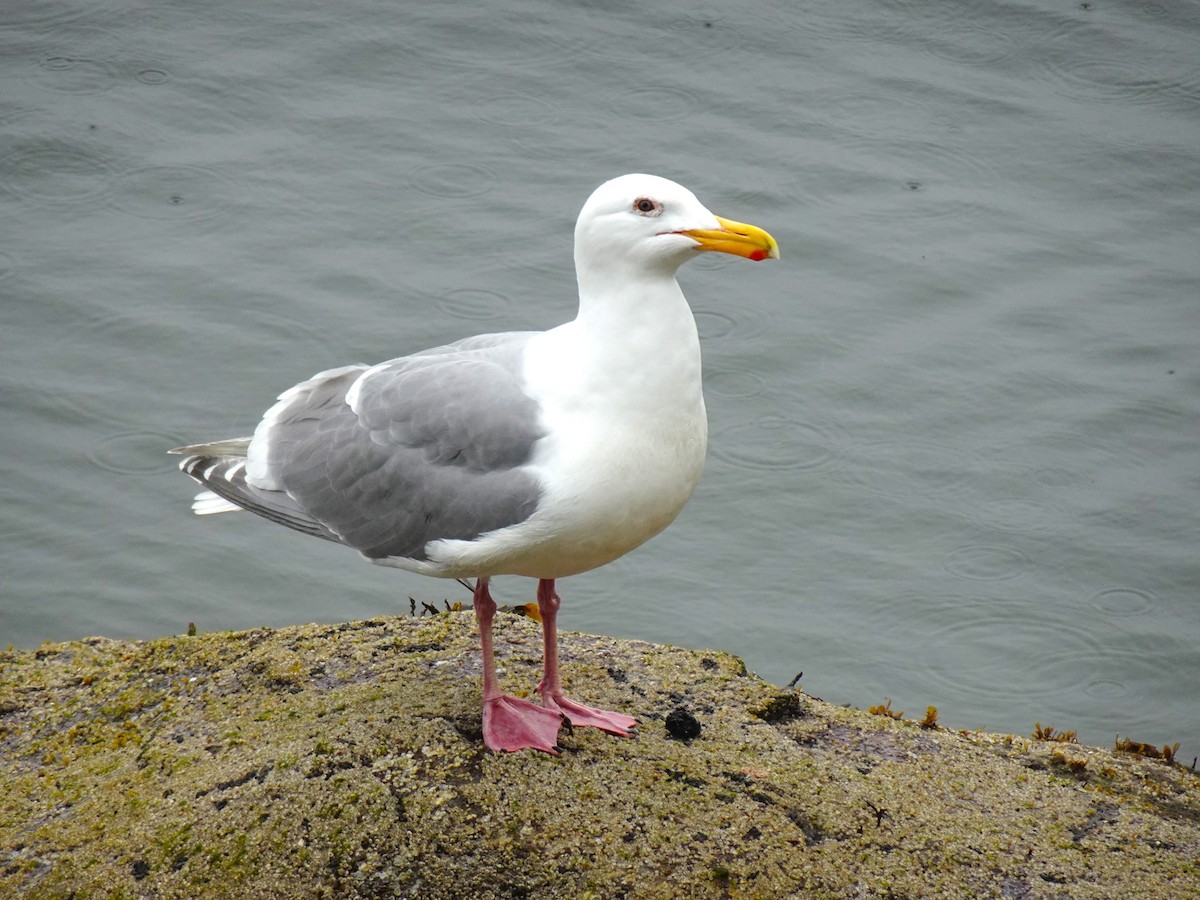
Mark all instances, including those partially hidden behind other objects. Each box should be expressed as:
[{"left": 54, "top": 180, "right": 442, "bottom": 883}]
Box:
[
  {"left": 215, "top": 332, "right": 545, "bottom": 560},
  {"left": 178, "top": 456, "right": 340, "bottom": 541}
]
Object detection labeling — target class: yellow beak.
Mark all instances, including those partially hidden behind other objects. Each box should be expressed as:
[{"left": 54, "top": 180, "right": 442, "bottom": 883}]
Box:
[{"left": 676, "top": 215, "right": 780, "bottom": 262}]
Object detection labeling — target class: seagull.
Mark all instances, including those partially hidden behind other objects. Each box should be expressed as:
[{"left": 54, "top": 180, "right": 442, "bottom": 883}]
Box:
[{"left": 172, "top": 173, "right": 779, "bottom": 754}]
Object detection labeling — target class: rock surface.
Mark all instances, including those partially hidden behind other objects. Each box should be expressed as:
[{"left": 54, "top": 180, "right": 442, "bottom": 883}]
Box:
[{"left": 1, "top": 612, "right": 1197, "bottom": 898}]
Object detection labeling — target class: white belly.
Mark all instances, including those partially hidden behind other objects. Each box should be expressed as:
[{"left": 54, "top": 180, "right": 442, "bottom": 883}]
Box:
[{"left": 419, "top": 401, "right": 707, "bottom": 579}]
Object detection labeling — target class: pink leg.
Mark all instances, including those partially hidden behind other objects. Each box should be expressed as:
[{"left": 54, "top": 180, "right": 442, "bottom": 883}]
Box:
[
  {"left": 536, "top": 578, "right": 638, "bottom": 736},
  {"left": 474, "top": 578, "right": 564, "bottom": 754}
]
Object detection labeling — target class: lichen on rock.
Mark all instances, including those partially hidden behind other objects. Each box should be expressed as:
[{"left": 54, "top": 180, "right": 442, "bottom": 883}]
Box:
[{"left": 1, "top": 612, "right": 1197, "bottom": 898}]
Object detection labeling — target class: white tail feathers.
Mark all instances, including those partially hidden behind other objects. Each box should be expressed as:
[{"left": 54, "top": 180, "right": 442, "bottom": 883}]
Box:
[
  {"left": 192, "top": 490, "right": 243, "bottom": 516},
  {"left": 168, "top": 437, "right": 253, "bottom": 457}
]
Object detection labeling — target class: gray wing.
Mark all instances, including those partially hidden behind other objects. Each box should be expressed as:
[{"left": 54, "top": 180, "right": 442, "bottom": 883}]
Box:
[{"left": 250, "top": 332, "right": 545, "bottom": 560}]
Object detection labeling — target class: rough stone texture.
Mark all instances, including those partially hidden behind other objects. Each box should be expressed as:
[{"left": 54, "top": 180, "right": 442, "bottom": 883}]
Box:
[{"left": 1, "top": 612, "right": 1197, "bottom": 898}]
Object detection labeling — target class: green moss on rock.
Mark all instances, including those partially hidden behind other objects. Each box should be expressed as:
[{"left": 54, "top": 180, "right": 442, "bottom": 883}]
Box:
[{"left": 1, "top": 613, "right": 1197, "bottom": 898}]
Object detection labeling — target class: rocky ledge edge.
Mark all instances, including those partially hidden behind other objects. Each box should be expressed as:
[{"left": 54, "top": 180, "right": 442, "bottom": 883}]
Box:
[{"left": 1, "top": 611, "right": 1197, "bottom": 898}]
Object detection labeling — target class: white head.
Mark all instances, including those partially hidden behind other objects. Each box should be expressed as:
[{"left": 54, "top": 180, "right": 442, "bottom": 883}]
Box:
[{"left": 573, "top": 174, "right": 779, "bottom": 282}]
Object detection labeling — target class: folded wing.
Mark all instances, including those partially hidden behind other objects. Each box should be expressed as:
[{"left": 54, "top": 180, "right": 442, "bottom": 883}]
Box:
[{"left": 174, "top": 333, "right": 546, "bottom": 561}]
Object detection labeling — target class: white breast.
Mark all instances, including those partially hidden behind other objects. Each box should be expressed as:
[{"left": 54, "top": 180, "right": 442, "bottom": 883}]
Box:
[{"left": 422, "top": 284, "right": 708, "bottom": 580}]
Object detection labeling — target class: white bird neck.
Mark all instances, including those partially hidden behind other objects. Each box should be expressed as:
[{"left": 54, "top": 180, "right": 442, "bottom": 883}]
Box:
[
  {"left": 573, "top": 263, "right": 695, "bottom": 344},
  {"left": 552, "top": 265, "right": 703, "bottom": 420}
]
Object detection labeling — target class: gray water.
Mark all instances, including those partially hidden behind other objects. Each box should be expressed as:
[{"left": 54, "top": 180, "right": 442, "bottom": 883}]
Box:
[{"left": 2, "top": 0, "right": 1197, "bottom": 761}]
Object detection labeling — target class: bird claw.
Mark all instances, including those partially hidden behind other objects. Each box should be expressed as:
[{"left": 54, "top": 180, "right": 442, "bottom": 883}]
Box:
[{"left": 542, "top": 693, "right": 638, "bottom": 736}]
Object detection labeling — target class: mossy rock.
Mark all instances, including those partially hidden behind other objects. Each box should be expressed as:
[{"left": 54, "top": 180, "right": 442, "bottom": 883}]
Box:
[{"left": 1, "top": 612, "right": 1197, "bottom": 898}]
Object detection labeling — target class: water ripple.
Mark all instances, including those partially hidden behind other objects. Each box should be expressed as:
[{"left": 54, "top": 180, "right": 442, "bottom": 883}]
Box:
[
  {"left": 838, "top": 437, "right": 978, "bottom": 501},
  {"left": 1028, "top": 466, "right": 1085, "bottom": 488},
  {"left": 1057, "top": 58, "right": 1200, "bottom": 108},
  {"left": 409, "top": 163, "right": 495, "bottom": 200},
  {"left": 1087, "top": 587, "right": 1158, "bottom": 618},
  {"left": 472, "top": 91, "right": 557, "bottom": 129},
  {"left": 88, "top": 430, "right": 185, "bottom": 476},
  {"left": 1036, "top": 26, "right": 1200, "bottom": 111},
  {"left": 790, "top": 135, "right": 1005, "bottom": 230},
  {"left": 711, "top": 415, "right": 843, "bottom": 473},
  {"left": 702, "top": 364, "right": 767, "bottom": 400},
  {"left": 783, "top": 2, "right": 937, "bottom": 44},
  {"left": 35, "top": 55, "right": 117, "bottom": 94},
  {"left": 606, "top": 84, "right": 703, "bottom": 123},
  {"left": 693, "top": 309, "right": 739, "bottom": 341},
  {"left": 395, "top": 11, "right": 586, "bottom": 71},
  {"left": 971, "top": 496, "right": 1066, "bottom": 537},
  {"left": 690, "top": 302, "right": 769, "bottom": 351},
  {"left": 25, "top": 21, "right": 125, "bottom": 60},
  {"left": 0, "top": 143, "right": 116, "bottom": 206},
  {"left": 910, "top": 594, "right": 1107, "bottom": 703},
  {"left": 803, "top": 88, "right": 939, "bottom": 142},
  {"left": 655, "top": 16, "right": 749, "bottom": 55},
  {"left": 1052, "top": 646, "right": 1169, "bottom": 710},
  {"left": 916, "top": 11, "right": 1062, "bottom": 69},
  {"left": 1081, "top": 678, "right": 1131, "bottom": 701},
  {"left": 435, "top": 288, "right": 518, "bottom": 323},
  {"left": 943, "top": 544, "right": 1030, "bottom": 582},
  {"left": 0, "top": 1, "right": 119, "bottom": 27},
  {"left": 976, "top": 426, "right": 1150, "bottom": 488},
  {"left": 134, "top": 68, "right": 171, "bottom": 86},
  {"left": 109, "top": 165, "right": 238, "bottom": 221},
  {"left": 34, "top": 307, "right": 336, "bottom": 427},
  {"left": 873, "top": 139, "right": 1007, "bottom": 226}
]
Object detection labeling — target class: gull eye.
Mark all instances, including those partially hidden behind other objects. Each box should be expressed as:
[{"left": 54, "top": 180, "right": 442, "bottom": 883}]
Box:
[{"left": 633, "top": 196, "right": 663, "bottom": 217}]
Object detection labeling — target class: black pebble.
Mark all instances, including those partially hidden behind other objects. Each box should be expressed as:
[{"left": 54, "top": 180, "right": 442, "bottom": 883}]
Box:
[{"left": 665, "top": 707, "right": 702, "bottom": 741}]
